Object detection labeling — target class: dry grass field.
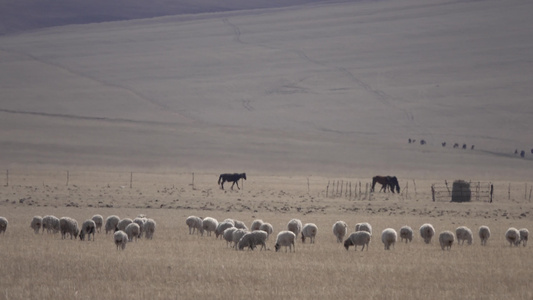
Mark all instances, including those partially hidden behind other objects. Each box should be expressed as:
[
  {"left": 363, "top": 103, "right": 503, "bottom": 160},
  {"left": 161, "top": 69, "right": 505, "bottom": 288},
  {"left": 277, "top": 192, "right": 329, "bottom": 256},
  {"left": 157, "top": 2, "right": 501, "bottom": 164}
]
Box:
[{"left": 0, "top": 171, "right": 532, "bottom": 300}]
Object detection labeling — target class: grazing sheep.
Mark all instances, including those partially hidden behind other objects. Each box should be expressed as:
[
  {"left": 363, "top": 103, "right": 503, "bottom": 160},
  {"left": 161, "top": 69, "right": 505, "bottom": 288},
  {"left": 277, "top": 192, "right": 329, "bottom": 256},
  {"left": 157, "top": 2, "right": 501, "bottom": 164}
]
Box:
[
  {"left": 105, "top": 215, "right": 120, "bottom": 234},
  {"left": 215, "top": 221, "right": 235, "bottom": 239},
  {"left": 355, "top": 222, "right": 372, "bottom": 236},
  {"left": 186, "top": 216, "right": 204, "bottom": 235},
  {"left": 223, "top": 218, "right": 235, "bottom": 226},
  {"left": 42, "top": 215, "right": 60, "bottom": 234},
  {"left": 275, "top": 231, "right": 296, "bottom": 252},
  {"left": 30, "top": 216, "right": 43, "bottom": 234},
  {"left": 59, "top": 217, "right": 79, "bottom": 240},
  {"left": 91, "top": 214, "right": 104, "bottom": 233},
  {"left": 238, "top": 230, "right": 268, "bottom": 251},
  {"left": 259, "top": 223, "right": 274, "bottom": 240},
  {"left": 505, "top": 228, "right": 521, "bottom": 246},
  {"left": 381, "top": 228, "right": 397, "bottom": 250},
  {"left": 419, "top": 223, "right": 435, "bottom": 244},
  {"left": 478, "top": 226, "right": 491, "bottom": 246},
  {"left": 332, "top": 221, "right": 348, "bottom": 243},
  {"left": 114, "top": 230, "right": 128, "bottom": 250},
  {"left": 232, "top": 229, "right": 248, "bottom": 250},
  {"left": 251, "top": 219, "right": 264, "bottom": 231},
  {"left": 0, "top": 217, "right": 7, "bottom": 234},
  {"left": 301, "top": 223, "right": 318, "bottom": 244},
  {"left": 519, "top": 228, "right": 528, "bottom": 247},
  {"left": 439, "top": 231, "right": 455, "bottom": 250},
  {"left": 223, "top": 227, "right": 238, "bottom": 248},
  {"left": 79, "top": 219, "right": 96, "bottom": 241},
  {"left": 144, "top": 219, "right": 156, "bottom": 239},
  {"left": 233, "top": 220, "right": 248, "bottom": 231},
  {"left": 202, "top": 217, "right": 218, "bottom": 237},
  {"left": 125, "top": 223, "right": 141, "bottom": 242},
  {"left": 455, "top": 226, "right": 473, "bottom": 245},
  {"left": 133, "top": 217, "right": 146, "bottom": 238},
  {"left": 117, "top": 218, "right": 133, "bottom": 232},
  {"left": 287, "top": 219, "right": 303, "bottom": 240},
  {"left": 344, "top": 231, "right": 371, "bottom": 251},
  {"left": 399, "top": 226, "right": 413, "bottom": 243}
]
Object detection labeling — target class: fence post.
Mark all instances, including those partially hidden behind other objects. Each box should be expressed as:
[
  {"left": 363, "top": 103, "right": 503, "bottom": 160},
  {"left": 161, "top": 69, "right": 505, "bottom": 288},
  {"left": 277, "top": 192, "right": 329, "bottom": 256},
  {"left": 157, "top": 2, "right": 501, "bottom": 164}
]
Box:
[
  {"left": 66, "top": 170, "right": 69, "bottom": 186},
  {"left": 508, "top": 183, "right": 511, "bottom": 200},
  {"left": 413, "top": 179, "right": 417, "bottom": 197},
  {"left": 307, "top": 177, "right": 310, "bottom": 194},
  {"left": 490, "top": 184, "right": 494, "bottom": 203},
  {"left": 431, "top": 185, "right": 435, "bottom": 202},
  {"left": 5, "top": 170, "right": 8, "bottom": 187},
  {"left": 130, "top": 172, "right": 133, "bottom": 189},
  {"left": 326, "top": 181, "right": 330, "bottom": 198}
]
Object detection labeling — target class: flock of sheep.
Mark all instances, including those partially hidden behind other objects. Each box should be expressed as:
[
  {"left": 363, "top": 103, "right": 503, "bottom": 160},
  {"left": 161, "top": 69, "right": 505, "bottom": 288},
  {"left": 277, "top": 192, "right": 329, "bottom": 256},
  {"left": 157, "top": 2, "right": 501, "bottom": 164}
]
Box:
[
  {"left": 185, "top": 216, "right": 529, "bottom": 252},
  {"left": 11, "top": 214, "right": 156, "bottom": 250}
]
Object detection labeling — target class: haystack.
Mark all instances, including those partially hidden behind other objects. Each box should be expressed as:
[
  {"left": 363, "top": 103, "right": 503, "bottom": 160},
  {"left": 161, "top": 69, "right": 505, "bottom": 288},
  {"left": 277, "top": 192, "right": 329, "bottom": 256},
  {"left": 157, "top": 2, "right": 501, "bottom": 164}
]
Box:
[{"left": 451, "top": 180, "right": 471, "bottom": 202}]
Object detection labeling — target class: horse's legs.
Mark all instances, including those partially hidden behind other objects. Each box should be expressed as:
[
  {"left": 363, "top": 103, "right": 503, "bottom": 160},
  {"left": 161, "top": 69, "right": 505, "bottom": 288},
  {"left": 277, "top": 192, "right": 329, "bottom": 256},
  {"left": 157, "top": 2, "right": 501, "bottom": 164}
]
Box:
[
  {"left": 220, "top": 180, "right": 225, "bottom": 190},
  {"left": 231, "top": 181, "right": 240, "bottom": 190}
]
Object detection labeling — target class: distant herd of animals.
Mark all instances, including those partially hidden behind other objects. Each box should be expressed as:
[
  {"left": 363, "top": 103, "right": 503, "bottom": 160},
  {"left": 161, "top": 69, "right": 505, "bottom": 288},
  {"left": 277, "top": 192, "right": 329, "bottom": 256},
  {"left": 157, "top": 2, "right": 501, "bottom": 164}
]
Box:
[{"left": 408, "top": 138, "right": 532, "bottom": 158}]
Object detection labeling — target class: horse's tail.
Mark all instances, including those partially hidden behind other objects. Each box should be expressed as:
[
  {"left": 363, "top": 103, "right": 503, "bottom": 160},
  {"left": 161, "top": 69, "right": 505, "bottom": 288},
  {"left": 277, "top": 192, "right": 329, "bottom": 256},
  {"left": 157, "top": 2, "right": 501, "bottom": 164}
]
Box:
[
  {"left": 218, "top": 174, "right": 223, "bottom": 184},
  {"left": 371, "top": 176, "right": 376, "bottom": 191}
]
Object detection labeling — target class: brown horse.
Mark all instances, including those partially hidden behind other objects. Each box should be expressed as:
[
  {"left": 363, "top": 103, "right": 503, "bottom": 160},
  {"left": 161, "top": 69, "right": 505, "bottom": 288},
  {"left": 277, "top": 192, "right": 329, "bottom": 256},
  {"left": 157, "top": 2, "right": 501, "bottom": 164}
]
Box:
[
  {"left": 371, "top": 176, "right": 400, "bottom": 194},
  {"left": 218, "top": 173, "right": 246, "bottom": 190}
]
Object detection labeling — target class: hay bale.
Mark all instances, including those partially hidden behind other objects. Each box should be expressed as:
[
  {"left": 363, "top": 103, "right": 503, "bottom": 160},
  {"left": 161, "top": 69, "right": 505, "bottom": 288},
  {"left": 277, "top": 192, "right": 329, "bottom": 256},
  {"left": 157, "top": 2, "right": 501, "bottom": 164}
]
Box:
[{"left": 451, "top": 180, "right": 471, "bottom": 202}]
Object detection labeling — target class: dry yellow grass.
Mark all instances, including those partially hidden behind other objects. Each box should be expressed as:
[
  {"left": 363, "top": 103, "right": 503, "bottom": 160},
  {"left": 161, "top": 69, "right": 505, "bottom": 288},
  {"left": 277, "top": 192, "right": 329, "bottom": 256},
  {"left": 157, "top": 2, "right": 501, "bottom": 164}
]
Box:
[{"left": 0, "top": 172, "right": 532, "bottom": 300}]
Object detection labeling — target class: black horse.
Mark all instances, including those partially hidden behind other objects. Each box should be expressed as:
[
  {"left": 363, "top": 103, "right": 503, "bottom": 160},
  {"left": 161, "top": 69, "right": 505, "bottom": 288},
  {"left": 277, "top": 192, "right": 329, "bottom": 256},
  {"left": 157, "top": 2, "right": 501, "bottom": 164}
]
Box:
[
  {"left": 218, "top": 173, "right": 246, "bottom": 190},
  {"left": 371, "top": 176, "right": 400, "bottom": 194}
]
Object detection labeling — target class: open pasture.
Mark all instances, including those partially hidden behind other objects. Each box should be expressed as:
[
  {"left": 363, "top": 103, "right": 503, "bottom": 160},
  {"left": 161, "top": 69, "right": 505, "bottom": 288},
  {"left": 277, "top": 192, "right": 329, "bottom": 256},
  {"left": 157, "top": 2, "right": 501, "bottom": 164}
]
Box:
[{"left": 0, "top": 173, "right": 532, "bottom": 300}]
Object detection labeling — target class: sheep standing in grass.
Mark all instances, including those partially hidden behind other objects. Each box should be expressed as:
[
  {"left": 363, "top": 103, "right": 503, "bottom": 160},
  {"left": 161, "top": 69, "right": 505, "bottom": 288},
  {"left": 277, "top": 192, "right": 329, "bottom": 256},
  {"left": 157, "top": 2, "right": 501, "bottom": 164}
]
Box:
[
  {"left": 232, "top": 229, "right": 248, "bottom": 250},
  {"left": 519, "top": 228, "right": 528, "bottom": 247},
  {"left": 0, "top": 217, "right": 7, "bottom": 234},
  {"left": 144, "top": 219, "right": 156, "bottom": 239},
  {"left": 91, "top": 214, "right": 104, "bottom": 233},
  {"left": 355, "top": 222, "right": 372, "bottom": 236},
  {"left": 259, "top": 223, "right": 274, "bottom": 240},
  {"left": 186, "top": 216, "right": 204, "bottom": 235},
  {"left": 287, "top": 219, "right": 303, "bottom": 240},
  {"left": 420, "top": 223, "right": 435, "bottom": 244},
  {"left": 215, "top": 221, "right": 235, "bottom": 239},
  {"left": 114, "top": 230, "right": 128, "bottom": 250},
  {"left": 505, "top": 228, "right": 521, "bottom": 246},
  {"left": 439, "top": 231, "right": 455, "bottom": 250},
  {"left": 399, "top": 226, "right": 413, "bottom": 243},
  {"left": 251, "top": 219, "right": 264, "bottom": 231},
  {"left": 105, "top": 215, "right": 120, "bottom": 234},
  {"left": 344, "top": 231, "right": 371, "bottom": 251},
  {"left": 223, "top": 227, "right": 238, "bottom": 248},
  {"left": 238, "top": 230, "right": 268, "bottom": 251},
  {"left": 202, "top": 217, "right": 218, "bottom": 237},
  {"left": 332, "top": 221, "right": 348, "bottom": 243},
  {"left": 30, "top": 216, "right": 43, "bottom": 234},
  {"left": 301, "top": 223, "right": 318, "bottom": 244},
  {"left": 478, "top": 226, "right": 491, "bottom": 246},
  {"left": 125, "top": 223, "right": 141, "bottom": 242},
  {"left": 275, "top": 231, "right": 296, "bottom": 252},
  {"left": 381, "top": 228, "right": 397, "bottom": 250},
  {"left": 42, "top": 215, "right": 60, "bottom": 234},
  {"left": 117, "top": 218, "right": 133, "bottom": 232},
  {"left": 60, "top": 217, "right": 79, "bottom": 240},
  {"left": 133, "top": 217, "right": 146, "bottom": 238},
  {"left": 79, "top": 219, "right": 96, "bottom": 241},
  {"left": 233, "top": 220, "right": 248, "bottom": 231},
  {"left": 455, "top": 226, "right": 473, "bottom": 245}
]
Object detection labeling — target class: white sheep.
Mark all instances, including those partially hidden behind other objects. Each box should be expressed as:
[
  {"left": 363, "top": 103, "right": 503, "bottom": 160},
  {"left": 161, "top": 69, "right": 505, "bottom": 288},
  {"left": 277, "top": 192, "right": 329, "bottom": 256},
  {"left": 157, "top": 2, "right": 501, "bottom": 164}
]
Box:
[
  {"left": 287, "top": 219, "right": 303, "bottom": 240},
  {"left": 133, "top": 217, "right": 146, "bottom": 238},
  {"left": 105, "top": 215, "right": 120, "bottom": 234},
  {"left": 505, "top": 227, "right": 521, "bottom": 247},
  {"left": 114, "top": 230, "right": 128, "bottom": 250},
  {"left": 332, "top": 221, "right": 348, "bottom": 243},
  {"left": 233, "top": 219, "right": 248, "bottom": 231},
  {"left": 202, "top": 217, "right": 218, "bottom": 237},
  {"left": 399, "top": 226, "right": 413, "bottom": 243},
  {"left": 117, "top": 218, "right": 133, "bottom": 232},
  {"left": 125, "top": 223, "right": 141, "bottom": 242},
  {"left": 223, "top": 227, "right": 238, "bottom": 248},
  {"left": 232, "top": 229, "right": 248, "bottom": 250},
  {"left": 59, "top": 217, "right": 79, "bottom": 240},
  {"left": 91, "top": 214, "right": 104, "bottom": 233},
  {"left": 419, "top": 223, "right": 435, "bottom": 244},
  {"left": 30, "top": 216, "right": 43, "bottom": 234},
  {"left": 519, "top": 228, "right": 528, "bottom": 247},
  {"left": 439, "top": 231, "right": 455, "bottom": 250},
  {"left": 344, "top": 231, "right": 371, "bottom": 251},
  {"left": 186, "top": 216, "right": 204, "bottom": 235},
  {"left": 238, "top": 230, "right": 268, "bottom": 251},
  {"left": 455, "top": 226, "right": 473, "bottom": 245},
  {"left": 478, "top": 226, "right": 491, "bottom": 246},
  {"left": 0, "top": 217, "right": 7, "bottom": 234},
  {"left": 79, "top": 219, "right": 96, "bottom": 241},
  {"left": 355, "top": 222, "right": 373, "bottom": 236},
  {"left": 223, "top": 218, "right": 235, "bottom": 226},
  {"left": 301, "top": 223, "right": 318, "bottom": 244},
  {"left": 42, "top": 215, "right": 60, "bottom": 234},
  {"left": 250, "top": 219, "right": 264, "bottom": 231},
  {"left": 275, "top": 231, "right": 296, "bottom": 252},
  {"left": 259, "top": 223, "right": 274, "bottom": 240},
  {"left": 215, "top": 221, "right": 235, "bottom": 239},
  {"left": 144, "top": 218, "right": 156, "bottom": 239},
  {"left": 381, "top": 228, "right": 397, "bottom": 250}
]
